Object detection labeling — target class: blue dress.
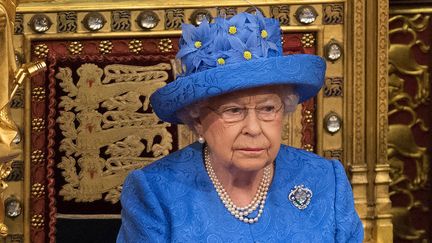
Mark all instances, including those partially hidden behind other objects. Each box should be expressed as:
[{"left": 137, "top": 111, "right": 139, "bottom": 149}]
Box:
[{"left": 117, "top": 142, "right": 364, "bottom": 242}]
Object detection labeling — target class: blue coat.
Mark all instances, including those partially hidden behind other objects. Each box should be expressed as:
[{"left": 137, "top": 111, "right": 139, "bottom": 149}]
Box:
[{"left": 117, "top": 142, "right": 363, "bottom": 242}]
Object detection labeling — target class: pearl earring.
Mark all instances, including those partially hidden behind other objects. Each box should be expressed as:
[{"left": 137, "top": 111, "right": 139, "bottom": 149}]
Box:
[{"left": 198, "top": 136, "right": 205, "bottom": 144}]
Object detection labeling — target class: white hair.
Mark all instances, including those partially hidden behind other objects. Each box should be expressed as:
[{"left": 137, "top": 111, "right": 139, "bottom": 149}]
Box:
[{"left": 177, "top": 85, "right": 300, "bottom": 132}]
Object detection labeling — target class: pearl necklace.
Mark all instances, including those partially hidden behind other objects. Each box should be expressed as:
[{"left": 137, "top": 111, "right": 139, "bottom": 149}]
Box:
[{"left": 204, "top": 146, "right": 272, "bottom": 224}]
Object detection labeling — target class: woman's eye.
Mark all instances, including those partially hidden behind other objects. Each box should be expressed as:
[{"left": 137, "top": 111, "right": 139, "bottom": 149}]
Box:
[
  {"left": 259, "top": 106, "right": 276, "bottom": 113},
  {"left": 223, "top": 107, "right": 243, "bottom": 114}
]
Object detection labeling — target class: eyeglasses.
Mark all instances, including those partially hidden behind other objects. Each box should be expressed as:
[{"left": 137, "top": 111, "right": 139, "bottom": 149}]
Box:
[{"left": 206, "top": 102, "right": 284, "bottom": 123}]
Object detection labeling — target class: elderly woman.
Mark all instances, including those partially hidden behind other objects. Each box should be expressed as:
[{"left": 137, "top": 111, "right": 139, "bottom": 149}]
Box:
[{"left": 117, "top": 11, "right": 363, "bottom": 242}]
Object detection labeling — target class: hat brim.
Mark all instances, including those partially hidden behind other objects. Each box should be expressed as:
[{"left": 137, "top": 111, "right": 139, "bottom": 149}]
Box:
[{"left": 150, "top": 54, "right": 326, "bottom": 124}]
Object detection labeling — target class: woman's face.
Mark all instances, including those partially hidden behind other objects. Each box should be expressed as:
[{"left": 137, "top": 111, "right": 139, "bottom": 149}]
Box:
[{"left": 194, "top": 87, "right": 284, "bottom": 172}]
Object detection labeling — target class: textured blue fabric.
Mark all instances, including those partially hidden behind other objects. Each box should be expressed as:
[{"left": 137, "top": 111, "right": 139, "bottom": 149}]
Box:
[
  {"left": 149, "top": 11, "right": 326, "bottom": 125},
  {"left": 117, "top": 142, "right": 363, "bottom": 243},
  {"left": 150, "top": 54, "right": 326, "bottom": 124}
]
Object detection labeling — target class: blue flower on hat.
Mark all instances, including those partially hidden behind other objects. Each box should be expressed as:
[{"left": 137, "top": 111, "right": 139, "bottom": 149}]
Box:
[
  {"left": 214, "top": 13, "right": 251, "bottom": 43},
  {"left": 175, "top": 11, "right": 284, "bottom": 76},
  {"left": 150, "top": 11, "right": 326, "bottom": 124},
  {"left": 176, "top": 19, "right": 215, "bottom": 74},
  {"left": 247, "top": 11, "right": 282, "bottom": 57},
  {"left": 210, "top": 35, "right": 231, "bottom": 66},
  {"left": 225, "top": 33, "right": 263, "bottom": 63}
]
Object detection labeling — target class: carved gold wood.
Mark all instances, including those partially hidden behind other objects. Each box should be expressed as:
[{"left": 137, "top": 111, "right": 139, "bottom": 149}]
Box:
[
  {"left": 56, "top": 63, "right": 173, "bottom": 203},
  {"left": 0, "top": 0, "right": 19, "bottom": 239},
  {"left": 0, "top": 161, "right": 12, "bottom": 237},
  {"left": 375, "top": 1, "right": 392, "bottom": 243},
  {"left": 0, "top": 0, "right": 19, "bottom": 162},
  {"left": 388, "top": 11, "right": 431, "bottom": 242},
  {"left": 347, "top": 0, "right": 392, "bottom": 242}
]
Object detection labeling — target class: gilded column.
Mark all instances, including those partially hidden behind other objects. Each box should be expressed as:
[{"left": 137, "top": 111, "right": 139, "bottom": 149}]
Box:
[
  {"left": 347, "top": 0, "right": 370, "bottom": 240},
  {"left": 374, "top": 0, "right": 393, "bottom": 242},
  {"left": 348, "top": 0, "right": 392, "bottom": 241}
]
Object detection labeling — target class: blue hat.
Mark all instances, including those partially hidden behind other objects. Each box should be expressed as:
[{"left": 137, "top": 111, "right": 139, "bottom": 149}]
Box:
[{"left": 150, "top": 11, "right": 326, "bottom": 124}]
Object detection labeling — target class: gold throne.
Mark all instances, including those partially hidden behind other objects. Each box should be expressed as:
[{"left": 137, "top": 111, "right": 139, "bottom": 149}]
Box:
[{"left": 1, "top": 0, "right": 415, "bottom": 242}]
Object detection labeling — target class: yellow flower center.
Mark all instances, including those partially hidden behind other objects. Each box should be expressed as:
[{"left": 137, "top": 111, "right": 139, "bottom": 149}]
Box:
[
  {"left": 261, "top": 30, "right": 268, "bottom": 39},
  {"left": 228, "top": 26, "right": 237, "bottom": 35},
  {"left": 194, "top": 41, "right": 202, "bottom": 48},
  {"left": 243, "top": 51, "right": 252, "bottom": 60},
  {"left": 217, "top": 58, "right": 225, "bottom": 65}
]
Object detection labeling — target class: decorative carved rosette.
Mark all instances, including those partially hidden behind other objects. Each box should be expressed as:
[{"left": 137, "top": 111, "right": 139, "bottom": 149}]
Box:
[
  {"left": 29, "top": 54, "right": 48, "bottom": 243},
  {"left": 301, "top": 99, "right": 316, "bottom": 152}
]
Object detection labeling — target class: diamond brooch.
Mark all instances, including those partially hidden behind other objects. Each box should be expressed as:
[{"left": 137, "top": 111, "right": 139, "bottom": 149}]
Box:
[{"left": 288, "top": 184, "right": 313, "bottom": 210}]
